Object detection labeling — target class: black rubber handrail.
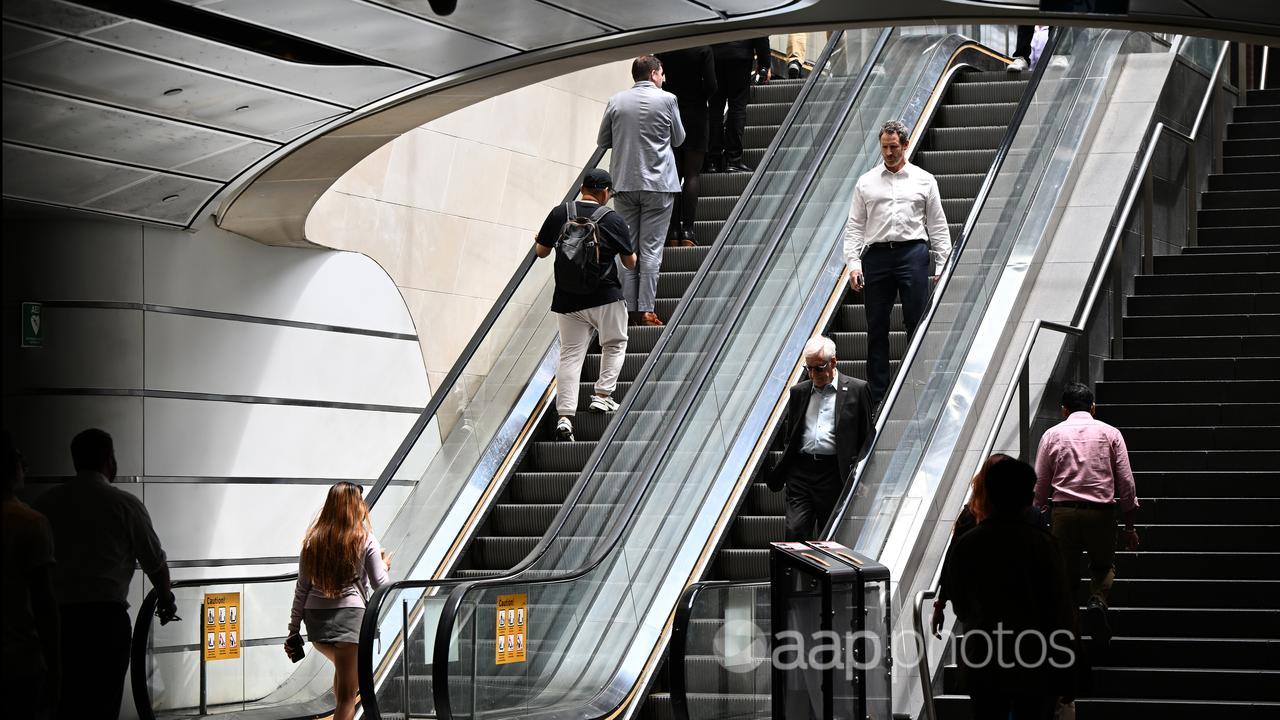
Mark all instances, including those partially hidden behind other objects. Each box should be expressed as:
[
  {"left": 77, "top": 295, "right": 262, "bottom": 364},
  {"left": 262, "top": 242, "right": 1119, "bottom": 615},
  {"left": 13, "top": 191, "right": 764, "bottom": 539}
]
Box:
[
  {"left": 130, "top": 145, "right": 608, "bottom": 720},
  {"left": 818, "top": 27, "right": 1065, "bottom": 541},
  {"left": 669, "top": 580, "right": 769, "bottom": 720},
  {"left": 425, "top": 27, "right": 895, "bottom": 720}
]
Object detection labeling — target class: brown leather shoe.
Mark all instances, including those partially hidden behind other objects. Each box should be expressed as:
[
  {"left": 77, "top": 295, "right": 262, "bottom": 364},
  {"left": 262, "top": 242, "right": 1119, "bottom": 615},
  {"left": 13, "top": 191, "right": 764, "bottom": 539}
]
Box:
[{"left": 636, "top": 311, "right": 664, "bottom": 326}]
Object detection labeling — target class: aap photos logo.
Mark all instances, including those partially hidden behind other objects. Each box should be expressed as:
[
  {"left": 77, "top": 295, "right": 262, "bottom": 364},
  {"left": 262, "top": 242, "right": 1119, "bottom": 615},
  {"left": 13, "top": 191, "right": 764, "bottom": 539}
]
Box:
[{"left": 710, "top": 622, "right": 1077, "bottom": 677}]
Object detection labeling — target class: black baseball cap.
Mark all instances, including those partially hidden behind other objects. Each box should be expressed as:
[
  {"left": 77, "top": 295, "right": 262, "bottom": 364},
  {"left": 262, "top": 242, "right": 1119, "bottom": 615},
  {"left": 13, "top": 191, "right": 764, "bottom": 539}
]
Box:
[{"left": 582, "top": 168, "right": 613, "bottom": 190}]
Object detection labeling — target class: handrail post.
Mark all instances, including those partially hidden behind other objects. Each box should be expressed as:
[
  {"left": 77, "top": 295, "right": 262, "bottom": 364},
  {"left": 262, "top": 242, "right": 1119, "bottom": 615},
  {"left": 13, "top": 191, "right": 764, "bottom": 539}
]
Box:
[
  {"left": 1142, "top": 162, "right": 1155, "bottom": 274},
  {"left": 1111, "top": 248, "right": 1125, "bottom": 360},
  {"left": 199, "top": 601, "right": 208, "bottom": 716},
  {"left": 1018, "top": 363, "right": 1031, "bottom": 462},
  {"left": 401, "top": 599, "right": 411, "bottom": 718}
]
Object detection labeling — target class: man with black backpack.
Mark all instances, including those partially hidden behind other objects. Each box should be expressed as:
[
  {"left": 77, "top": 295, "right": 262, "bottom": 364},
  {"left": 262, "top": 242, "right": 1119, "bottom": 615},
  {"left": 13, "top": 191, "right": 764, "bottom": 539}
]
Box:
[{"left": 535, "top": 169, "right": 638, "bottom": 442}]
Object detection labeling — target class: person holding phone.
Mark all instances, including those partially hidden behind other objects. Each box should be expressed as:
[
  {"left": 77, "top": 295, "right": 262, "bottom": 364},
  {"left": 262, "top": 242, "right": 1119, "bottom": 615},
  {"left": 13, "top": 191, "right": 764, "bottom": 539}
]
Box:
[{"left": 286, "top": 483, "right": 391, "bottom": 720}]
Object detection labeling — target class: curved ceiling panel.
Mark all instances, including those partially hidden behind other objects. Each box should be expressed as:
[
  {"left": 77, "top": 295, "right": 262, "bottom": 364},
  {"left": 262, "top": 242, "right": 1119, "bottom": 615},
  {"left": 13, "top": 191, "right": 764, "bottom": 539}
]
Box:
[{"left": 3, "top": 0, "right": 1276, "bottom": 233}]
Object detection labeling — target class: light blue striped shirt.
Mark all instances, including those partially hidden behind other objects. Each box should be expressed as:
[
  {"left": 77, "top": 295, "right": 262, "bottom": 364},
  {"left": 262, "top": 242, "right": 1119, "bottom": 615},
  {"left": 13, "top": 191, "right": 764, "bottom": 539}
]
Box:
[{"left": 801, "top": 370, "right": 839, "bottom": 455}]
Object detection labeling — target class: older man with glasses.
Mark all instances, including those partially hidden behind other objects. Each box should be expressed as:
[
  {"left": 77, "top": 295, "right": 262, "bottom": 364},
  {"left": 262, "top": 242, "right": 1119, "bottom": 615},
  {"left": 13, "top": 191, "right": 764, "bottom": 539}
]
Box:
[{"left": 766, "top": 335, "right": 874, "bottom": 540}]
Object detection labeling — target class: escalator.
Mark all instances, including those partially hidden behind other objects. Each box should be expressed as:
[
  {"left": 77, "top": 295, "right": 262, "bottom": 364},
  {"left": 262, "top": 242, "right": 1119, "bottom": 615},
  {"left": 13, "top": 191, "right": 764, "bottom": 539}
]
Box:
[
  {"left": 359, "top": 25, "right": 1100, "bottom": 720},
  {"left": 454, "top": 78, "right": 809, "bottom": 580},
  {"left": 667, "top": 25, "right": 1152, "bottom": 720},
  {"left": 639, "top": 46, "right": 1030, "bottom": 720}
]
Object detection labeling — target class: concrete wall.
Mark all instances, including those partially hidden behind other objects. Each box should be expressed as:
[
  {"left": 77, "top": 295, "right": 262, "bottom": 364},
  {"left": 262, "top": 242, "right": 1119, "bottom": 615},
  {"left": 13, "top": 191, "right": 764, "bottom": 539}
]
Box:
[{"left": 306, "top": 60, "right": 629, "bottom": 397}]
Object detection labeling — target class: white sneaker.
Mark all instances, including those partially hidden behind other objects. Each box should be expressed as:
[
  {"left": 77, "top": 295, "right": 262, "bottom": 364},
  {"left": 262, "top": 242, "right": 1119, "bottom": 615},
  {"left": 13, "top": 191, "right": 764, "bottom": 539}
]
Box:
[
  {"left": 555, "top": 416, "right": 575, "bottom": 442},
  {"left": 1049, "top": 56, "right": 1070, "bottom": 71},
  {"left": 588, "top": 394, "right": 620, "bottom": 413},
  {"left": 1007, "top": 57, "right": 1029, "bottom": 72}
]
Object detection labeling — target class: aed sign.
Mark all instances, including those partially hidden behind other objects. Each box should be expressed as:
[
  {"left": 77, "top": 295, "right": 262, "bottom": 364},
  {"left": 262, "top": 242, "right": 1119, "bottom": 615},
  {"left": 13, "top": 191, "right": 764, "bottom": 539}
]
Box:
[
  {"left": 203, "top": 592, "right": 241, "bottom": 661},
  {"left": 21, "top": 302, "right": 42, "bottom": 348},
  {"left": 494, "top": 593, "right": 527, "bottom": 665}
]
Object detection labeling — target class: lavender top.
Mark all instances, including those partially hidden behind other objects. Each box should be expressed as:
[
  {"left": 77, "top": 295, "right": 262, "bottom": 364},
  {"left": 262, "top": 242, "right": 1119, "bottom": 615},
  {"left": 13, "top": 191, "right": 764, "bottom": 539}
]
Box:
[{"left": 288, "top": 533, "right": 388, "bottom": 635}]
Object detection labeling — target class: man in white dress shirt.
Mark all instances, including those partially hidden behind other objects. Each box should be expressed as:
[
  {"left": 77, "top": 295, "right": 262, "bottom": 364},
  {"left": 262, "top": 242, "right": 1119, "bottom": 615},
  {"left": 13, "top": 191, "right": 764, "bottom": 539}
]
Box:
[{"left": 843, "top": 120, "right": 951, "bottom": 403}]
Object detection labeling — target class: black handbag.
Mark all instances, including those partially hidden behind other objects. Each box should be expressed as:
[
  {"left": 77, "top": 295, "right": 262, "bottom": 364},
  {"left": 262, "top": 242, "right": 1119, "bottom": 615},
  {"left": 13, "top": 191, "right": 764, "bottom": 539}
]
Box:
[{"left": 284, "top": 633, "right": 305, "bottom": 663}]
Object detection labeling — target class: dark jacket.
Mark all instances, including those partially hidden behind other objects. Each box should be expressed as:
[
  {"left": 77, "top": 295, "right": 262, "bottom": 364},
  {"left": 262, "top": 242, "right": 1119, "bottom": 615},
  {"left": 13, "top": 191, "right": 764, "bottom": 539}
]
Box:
[
  {"left": 941, "top": 513, "right": 1078, "bottom": 695},
  {"left": 712, "top": 37, "right": 772, "bottom": 70},
  {"left": 766, "top": 374, "right": 873, "bottom": 492},
  {"left": 656, "top": 46, "right": 717, "bottom": 104}
]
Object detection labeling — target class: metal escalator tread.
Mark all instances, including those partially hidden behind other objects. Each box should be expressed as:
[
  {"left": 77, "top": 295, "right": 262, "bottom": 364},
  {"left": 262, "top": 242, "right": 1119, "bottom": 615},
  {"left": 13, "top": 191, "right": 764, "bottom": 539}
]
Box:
[
  {"left": 635, "top": 64, "right": 1031, "bottom": 720},
  {"left": 446, "top": 77, "right": 808, "bottom": 580}
]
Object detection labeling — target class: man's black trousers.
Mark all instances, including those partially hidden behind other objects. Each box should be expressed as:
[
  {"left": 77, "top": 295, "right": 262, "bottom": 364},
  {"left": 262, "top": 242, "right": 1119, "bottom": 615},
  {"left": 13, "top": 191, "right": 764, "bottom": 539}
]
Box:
[
  {"left": 709, "top": 57, "right": 752, "bottom": 163},
  {"left": 57, "top": 602, "right": 131, "bottom": 720},
  {"left": 783, "top": 453, "right": 842, "bottom": 540},
  {"left": 862, "top": 240, "right": 930, "bottom": 403}
]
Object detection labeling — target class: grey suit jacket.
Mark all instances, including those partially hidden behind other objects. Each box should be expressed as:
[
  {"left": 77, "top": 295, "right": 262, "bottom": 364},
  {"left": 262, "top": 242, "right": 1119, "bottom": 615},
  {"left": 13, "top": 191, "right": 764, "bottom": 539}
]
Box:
[{"left": 597, "top": 81, "right": 685, "bottom": 193}]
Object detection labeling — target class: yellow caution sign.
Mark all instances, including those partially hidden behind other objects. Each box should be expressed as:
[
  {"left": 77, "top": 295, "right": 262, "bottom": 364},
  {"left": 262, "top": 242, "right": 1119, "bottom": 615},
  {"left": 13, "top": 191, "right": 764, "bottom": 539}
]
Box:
[
  {"left": 495, "top": 593, "right": 527, "bottom": 665},
  {"left": 203, "top": 592, "right": 241, "bottom": 661}
]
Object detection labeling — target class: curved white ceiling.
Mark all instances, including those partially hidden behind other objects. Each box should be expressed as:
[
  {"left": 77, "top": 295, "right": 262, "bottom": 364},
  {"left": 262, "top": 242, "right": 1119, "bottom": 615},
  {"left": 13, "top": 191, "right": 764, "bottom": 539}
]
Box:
[{"left": 3, "top": 0, "right": 1277, "bottom": 242}]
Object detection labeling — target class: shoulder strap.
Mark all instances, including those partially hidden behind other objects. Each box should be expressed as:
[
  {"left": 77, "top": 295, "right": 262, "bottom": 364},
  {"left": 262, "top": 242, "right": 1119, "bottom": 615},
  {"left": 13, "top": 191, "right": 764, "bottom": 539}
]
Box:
[
  {"left": 588, "top": 205, "right": 612, "bottom": 222},
  {"left": 564, "top": 201, "right": 578, "bottom": 223}
]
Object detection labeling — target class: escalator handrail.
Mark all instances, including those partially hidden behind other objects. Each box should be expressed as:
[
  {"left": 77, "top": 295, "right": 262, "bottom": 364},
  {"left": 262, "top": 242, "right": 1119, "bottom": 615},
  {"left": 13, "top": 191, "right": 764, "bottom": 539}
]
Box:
[
  {"left": 818, "top": 28, "right": 1065, "bottom": 540},
  {"left": 130, "top": 146, "right": 608, "bottom": 720},
  {"left": 910, "top": 38, "right": 1229, "bottom": 720},
  {"left": 364, "top": 145, "right": 607, "bottom": 508},
  {"left": 357, "top": 28, "right": 873, "bottom": 720},
  {"left": 669, "top": 580, "right": 769, "bottom": 720},
  {"left": 430, "top": 27, "right": 898, "bottom": 720}
]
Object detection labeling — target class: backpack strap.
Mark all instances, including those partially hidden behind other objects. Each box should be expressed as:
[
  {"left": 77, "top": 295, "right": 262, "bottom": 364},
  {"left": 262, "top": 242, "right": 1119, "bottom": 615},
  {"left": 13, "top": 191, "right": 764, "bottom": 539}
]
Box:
[
  {"left": 588, "top": 205, "right": 612, "bottom": 222},
  {"left": 564, "top": 201, "right": 578, "bottom": 224}
]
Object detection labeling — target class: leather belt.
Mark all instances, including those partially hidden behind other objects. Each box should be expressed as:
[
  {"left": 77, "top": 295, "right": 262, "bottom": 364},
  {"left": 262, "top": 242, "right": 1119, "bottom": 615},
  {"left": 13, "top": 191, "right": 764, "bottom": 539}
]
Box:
[{"left": 1053, "top": 500, "right": 1114, "bottom": 510}]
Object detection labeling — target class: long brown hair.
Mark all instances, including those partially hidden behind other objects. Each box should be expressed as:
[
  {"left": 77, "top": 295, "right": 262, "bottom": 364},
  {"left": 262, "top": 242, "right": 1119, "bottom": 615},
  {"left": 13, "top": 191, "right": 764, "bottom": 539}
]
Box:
[
  {"left": 300, "top": 482, "right": 370, "bottom": 598},
  {"left": 966, "top": 453, "right": 1013, "bottom": 524}
]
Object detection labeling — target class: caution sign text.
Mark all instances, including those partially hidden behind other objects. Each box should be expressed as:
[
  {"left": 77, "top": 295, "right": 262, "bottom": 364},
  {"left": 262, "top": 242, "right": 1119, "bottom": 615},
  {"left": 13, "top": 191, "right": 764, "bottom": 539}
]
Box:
[
  {"left": 494, "top": 593, "right": 527, "bottom": 665},
  {"left": 203, "top": 592, "right": 241, "bottom": 661}
]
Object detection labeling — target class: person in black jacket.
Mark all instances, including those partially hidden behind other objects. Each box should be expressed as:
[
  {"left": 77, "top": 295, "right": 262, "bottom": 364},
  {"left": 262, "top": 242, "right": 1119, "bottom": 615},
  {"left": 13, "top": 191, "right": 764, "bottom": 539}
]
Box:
[
  {"left": 941, "top": 458, "right": 1078, "bottom": 720},
  {"left": 707, "top": 37, "right": 771, "bottom": 173},
  {"left": 766, "top": 335, "right": 873, "bottom": 540},
  {"left": 655, "top": 45, "right": 716, "bottom": 246}
]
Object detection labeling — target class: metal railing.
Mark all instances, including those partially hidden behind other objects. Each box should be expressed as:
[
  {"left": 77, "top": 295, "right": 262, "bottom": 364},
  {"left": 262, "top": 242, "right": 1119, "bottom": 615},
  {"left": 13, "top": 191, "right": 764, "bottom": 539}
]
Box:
[{"left": 910, "top": 38, "right": 1230, "bottom": 720}]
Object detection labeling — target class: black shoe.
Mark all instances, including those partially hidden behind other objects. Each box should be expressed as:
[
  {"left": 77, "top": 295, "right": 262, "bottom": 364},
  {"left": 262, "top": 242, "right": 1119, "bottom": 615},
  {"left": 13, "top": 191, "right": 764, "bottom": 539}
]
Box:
[
  {"left": 724, "top": 159, "right": 752, "bottom": 173},
  {"left": 1086, "top": 598, "right": 1111, "bottom": 643},
  {"left": 703, "top": 156, "right": 725, "bottom": 174},
  {"left": 787, "top": 59, "right": 802, "bottom": 79}
]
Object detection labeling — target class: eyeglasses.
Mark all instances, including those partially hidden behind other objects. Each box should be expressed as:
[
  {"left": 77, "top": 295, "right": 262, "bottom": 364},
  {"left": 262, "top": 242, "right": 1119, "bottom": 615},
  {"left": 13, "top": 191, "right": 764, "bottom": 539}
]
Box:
[{"left": 804, "top": 360, "right": 832, "bottom": 373}]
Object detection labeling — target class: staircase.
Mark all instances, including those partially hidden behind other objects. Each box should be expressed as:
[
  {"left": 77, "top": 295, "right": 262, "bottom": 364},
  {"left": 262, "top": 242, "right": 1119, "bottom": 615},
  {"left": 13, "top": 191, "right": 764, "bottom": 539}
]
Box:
[
  {"left": 934, "top": 86, "right": 1280, "bottom": 720},
  {"left": 1079, "top": 85, "right": 1280, "bottom": 719}
]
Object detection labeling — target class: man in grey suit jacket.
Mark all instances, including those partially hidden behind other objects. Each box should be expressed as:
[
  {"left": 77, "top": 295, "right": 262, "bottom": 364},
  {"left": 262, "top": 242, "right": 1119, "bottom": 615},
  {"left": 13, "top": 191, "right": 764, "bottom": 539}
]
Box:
[
  {"left": 767, "top": 335, "right": 874, "bottom": 540},
  {"left": 597, "top": 55, "right": 686, "bottom": 327}
]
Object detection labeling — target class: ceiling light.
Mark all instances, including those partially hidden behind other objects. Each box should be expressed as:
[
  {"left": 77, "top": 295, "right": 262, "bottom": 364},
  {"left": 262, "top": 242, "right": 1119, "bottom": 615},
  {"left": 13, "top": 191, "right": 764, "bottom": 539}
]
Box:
[
  {"left": 163, "top": 88, "right": 183, "bottom": 96},
  {"left": 162, "top": 194, "right": 180, "bottom": 203}
]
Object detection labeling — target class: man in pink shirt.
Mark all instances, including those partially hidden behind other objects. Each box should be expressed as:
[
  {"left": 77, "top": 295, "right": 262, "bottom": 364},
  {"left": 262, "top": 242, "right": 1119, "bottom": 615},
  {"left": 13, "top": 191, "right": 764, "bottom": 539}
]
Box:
[{"left": 1034, "top": 383, "right": 1139, "bottom": 633}]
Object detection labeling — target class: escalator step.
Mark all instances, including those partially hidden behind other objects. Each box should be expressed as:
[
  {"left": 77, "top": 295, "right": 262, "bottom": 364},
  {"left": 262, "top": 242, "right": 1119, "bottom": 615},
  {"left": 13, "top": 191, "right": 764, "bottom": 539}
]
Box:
[
  {"left": 829, "top": 330, "right": 909, "bottom": 357},
  {"left": 946, "top": 79, "right": 1028, "bottom": 105},
  {"left": 914, "top": 148, "right": 999, "bottom": 175},
  {"left": 749, "top": 81, "right": 807, "bottom": 104},
  {"left": 935, "top": 172, "right": 986, "bottom": 198},
  {"left": 506, "top": 472, "right": 578, "bottom": 504},
  {"left": 925, "top": 124, "right": 1008, "bottom": 151},
  {"left": 935, "top": 102, "right": 1018, "bottom": 128}
]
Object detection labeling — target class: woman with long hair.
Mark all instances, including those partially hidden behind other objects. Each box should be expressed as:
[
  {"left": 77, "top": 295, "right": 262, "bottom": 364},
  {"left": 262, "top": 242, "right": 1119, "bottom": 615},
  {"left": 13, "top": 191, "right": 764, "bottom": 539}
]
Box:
[
  {"left": 285, "top": 482, "right": 390, "bottom": 720},
  {"left": 930, "top": 453, "right": 1013, "bottom": 636}
]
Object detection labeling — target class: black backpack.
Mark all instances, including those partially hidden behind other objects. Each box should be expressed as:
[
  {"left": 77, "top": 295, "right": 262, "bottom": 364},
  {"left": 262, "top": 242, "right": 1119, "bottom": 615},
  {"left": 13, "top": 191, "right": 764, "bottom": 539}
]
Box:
[{"left": 554, "top": 202, "right": 613, "bottom": 294}]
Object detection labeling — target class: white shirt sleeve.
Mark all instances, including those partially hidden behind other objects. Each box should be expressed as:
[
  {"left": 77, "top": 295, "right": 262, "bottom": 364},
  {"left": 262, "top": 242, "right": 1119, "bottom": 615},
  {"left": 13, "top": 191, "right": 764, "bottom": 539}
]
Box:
[
  {"left": 924, "top": 174, "right": 951, "bottom": 271},
  {"left": 843, "top": 180, "right": 869, "bottom": 272}
]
